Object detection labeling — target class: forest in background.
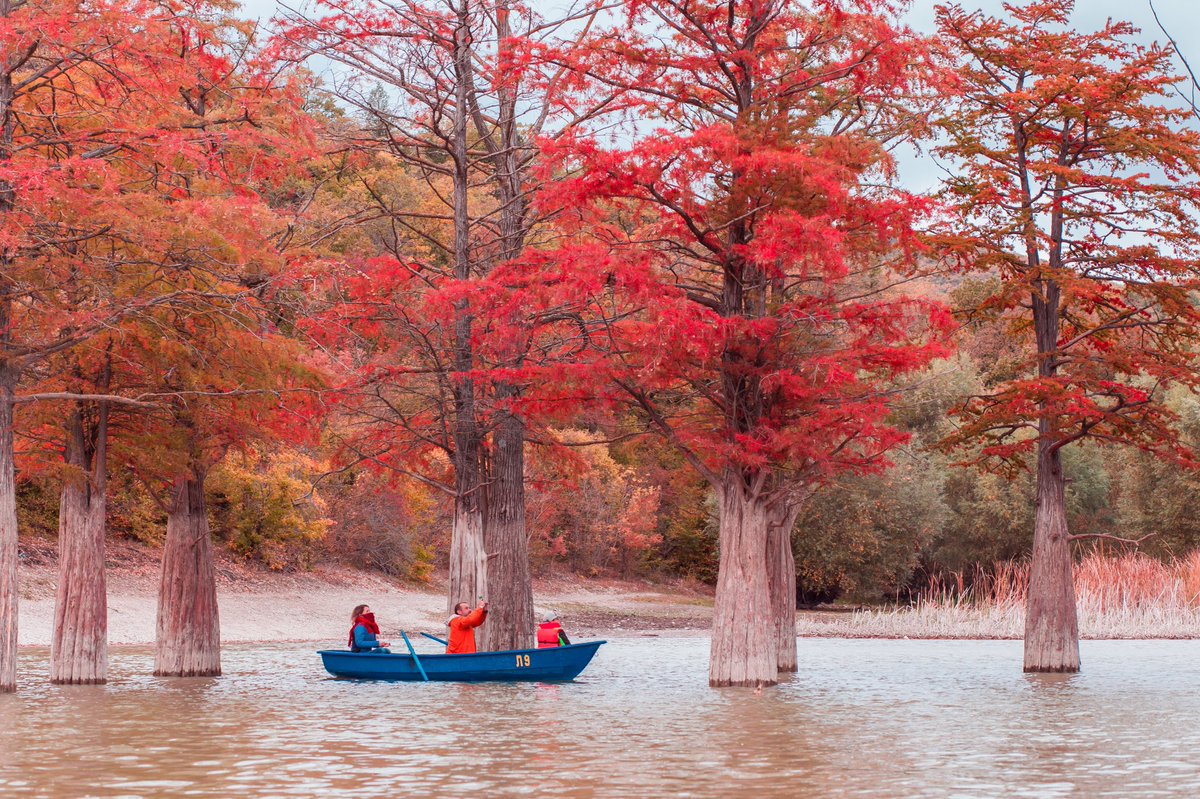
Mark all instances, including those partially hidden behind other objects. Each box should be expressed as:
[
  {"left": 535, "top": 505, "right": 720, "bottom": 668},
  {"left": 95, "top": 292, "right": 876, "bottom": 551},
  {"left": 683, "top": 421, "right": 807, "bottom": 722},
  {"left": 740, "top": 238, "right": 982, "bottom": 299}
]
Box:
[
  {"left": 19, "top": 296, "right": 1200, "bottom": 607},
  {"left": 5, "top": 0, "right": 1199, "bottom": 603},
  {"left": 6, "top": 0, "right": 1200, "bottom": 688}
]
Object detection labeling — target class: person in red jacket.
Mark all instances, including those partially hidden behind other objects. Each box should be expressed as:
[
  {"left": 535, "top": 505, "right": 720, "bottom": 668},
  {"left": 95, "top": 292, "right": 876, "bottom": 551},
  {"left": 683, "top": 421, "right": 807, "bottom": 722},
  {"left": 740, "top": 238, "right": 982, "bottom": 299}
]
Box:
[
  {"left": 536, "top": 611, "right": 571, "bottom": 648},
  {"left": 446, "top": 600, "right": 488, "bottom": 654}
]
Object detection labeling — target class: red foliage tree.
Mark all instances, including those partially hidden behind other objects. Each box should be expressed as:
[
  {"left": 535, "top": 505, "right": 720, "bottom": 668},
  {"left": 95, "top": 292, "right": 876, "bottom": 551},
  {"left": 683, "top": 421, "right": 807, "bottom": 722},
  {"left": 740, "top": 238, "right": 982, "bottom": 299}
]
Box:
[
  {"left": 120, "top": 22, "right": 317, "bottom": 679},
  {"left": 542, "top": 0, "right": 948, "bottom": 685},
  {"left": 278, "top": 0, "right": 611, "bottom": 650},
  {"left": 0, "top": 0, "right": 206, "bottom": 693},
  {"left": 935, "top": 0, "right": 1200, "bottom": 672},
  {"left": 0, "top": 2, "right": 316, "bottom": 688}
]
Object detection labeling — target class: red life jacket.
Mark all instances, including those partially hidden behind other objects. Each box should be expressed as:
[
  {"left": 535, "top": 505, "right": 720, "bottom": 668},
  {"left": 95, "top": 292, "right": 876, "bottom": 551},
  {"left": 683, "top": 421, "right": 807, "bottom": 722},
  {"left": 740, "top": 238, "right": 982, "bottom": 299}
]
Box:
[
  {"left": 537, "top": 621, "right": 563, "bottom": 648},
  {"left": 348, "top": 613, "right": 381, "bottom": 648}
]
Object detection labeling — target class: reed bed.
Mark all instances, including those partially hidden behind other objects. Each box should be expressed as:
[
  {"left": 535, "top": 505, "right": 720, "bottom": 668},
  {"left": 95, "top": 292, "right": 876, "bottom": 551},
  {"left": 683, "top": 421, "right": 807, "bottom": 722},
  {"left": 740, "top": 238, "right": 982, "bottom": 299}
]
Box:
[{"left": 797, "top": 551, "right": 1200, "bottom": 639}]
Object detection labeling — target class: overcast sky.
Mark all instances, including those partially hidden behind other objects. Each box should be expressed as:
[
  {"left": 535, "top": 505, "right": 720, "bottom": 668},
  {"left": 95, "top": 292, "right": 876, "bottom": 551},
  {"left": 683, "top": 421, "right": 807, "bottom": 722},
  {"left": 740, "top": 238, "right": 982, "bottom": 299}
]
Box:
[
  {"left": 242, "top": 0, "right": 1200, "bottom": 190},
  {"left": 894, "top": 1, "right": 1200, "bottom": 189},
  {"left": 242, "top": 0, "right": 1200, "bottom": 52}
]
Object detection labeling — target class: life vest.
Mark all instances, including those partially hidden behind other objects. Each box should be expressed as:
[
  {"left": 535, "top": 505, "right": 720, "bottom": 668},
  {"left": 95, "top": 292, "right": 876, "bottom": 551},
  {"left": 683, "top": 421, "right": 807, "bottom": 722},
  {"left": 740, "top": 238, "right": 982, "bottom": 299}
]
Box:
[{"left": 537, "top": 621, "right": 564, "bottom": 648}]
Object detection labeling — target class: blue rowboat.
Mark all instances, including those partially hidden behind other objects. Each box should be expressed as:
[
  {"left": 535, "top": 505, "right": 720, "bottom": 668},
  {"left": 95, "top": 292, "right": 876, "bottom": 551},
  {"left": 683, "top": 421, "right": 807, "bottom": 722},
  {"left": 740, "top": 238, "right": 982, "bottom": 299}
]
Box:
[{"left": 317, "top": 640, "right": 606, "bottom": 682}]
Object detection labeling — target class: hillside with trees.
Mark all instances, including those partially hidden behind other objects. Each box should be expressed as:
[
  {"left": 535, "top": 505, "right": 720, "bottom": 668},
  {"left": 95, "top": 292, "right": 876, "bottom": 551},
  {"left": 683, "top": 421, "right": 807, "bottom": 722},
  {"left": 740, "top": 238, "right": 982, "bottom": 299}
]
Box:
[{"left": 5, "top": 0, "right": 1200, "bottom": 690}]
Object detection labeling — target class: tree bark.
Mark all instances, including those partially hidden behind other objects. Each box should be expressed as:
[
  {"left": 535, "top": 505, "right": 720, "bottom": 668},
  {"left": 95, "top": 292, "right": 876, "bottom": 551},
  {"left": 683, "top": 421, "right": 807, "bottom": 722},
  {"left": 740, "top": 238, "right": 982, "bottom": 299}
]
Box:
[
  {"left": 447, "top": 496, "right": 488, "bottom": 648},
  {"left": 155, "top": 473, "right": 221, "bottom": 677},
  {"left": 710, "top": 478, "right": 776, "bottom": 687},
  {"left": 443, "top": 0, "right": 491, "bottom": 650},
  {"left": 767, "top": 503, "right": 800, "bottom": 673},
  {"left": 0, "top": 375, "right": 17, "bottom": 693},
  {"left": 1024, "top": 441, "right": 1079, "bottom": 672},
  {"left": 465, "top": 0, "right": 535, "bottom": 654},
  {"left": 0, "top": 7, "right": 19, "bottom": 694},
  {"left": 484, "top": 392, "right": 534, "bottom": 651},
  {"left": 50, "top": 402, "right": 109, "bottom": 683},
  {"left": 1023, "top": 199, "right": 1078, "bottom": 671}
]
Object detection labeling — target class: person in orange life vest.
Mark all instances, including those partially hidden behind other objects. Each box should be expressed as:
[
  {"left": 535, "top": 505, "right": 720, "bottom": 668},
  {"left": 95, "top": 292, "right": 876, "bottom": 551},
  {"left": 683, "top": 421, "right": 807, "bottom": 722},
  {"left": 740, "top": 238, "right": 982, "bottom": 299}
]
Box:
[
  {"left": 348, "top": 604, "right": 391, "bottom": 653},
  {"left": 536, "top": 611, "right": 571, "bottom": 648},
  {"left": 446, "top": 600, "right": 488, "bottom": 654}
]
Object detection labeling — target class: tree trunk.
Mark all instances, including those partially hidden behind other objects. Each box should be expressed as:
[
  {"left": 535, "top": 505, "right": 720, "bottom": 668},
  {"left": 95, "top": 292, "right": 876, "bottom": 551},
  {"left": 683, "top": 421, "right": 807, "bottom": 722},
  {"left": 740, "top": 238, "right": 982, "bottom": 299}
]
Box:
[
  {"left": 0, "top": 52, "right": 18, "bottom": 694},
  {"left": 155, "top": 473, "right": 220, "bottom": 677},
  {"left": 475, "top": 25, "right": 535, "bottom": 653},
  {"left": 443, "top": 0, "right": 492, "bottom": 648},
  {"left": 447, "top": 497, "right": 488, "bottom": 648},
  {"left": 484, "top": 393, "right": 533, "bottom": 651},
  {"left": 0, "top": 378, "right": 17, "bottom": 693},
  {"left": 50, "top": 403, "right": 109, "bottom": 683},
  {"left": 1024, "top": 441, "right": 1079, "bottom": 672},
  {"left": 767, "top": 503, "right": 800, "bottom": 673},
  {"left": 710, "top": 479, "right": 776, "bottom": 687}
]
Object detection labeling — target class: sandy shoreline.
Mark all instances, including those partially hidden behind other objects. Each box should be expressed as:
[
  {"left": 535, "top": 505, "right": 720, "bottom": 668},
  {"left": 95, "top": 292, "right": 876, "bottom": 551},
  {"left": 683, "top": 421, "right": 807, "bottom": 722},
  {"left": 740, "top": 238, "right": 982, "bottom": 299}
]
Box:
[
  {"left": 15, "top": 543, "right": 717, "bottom": 647},
  {"left": 18, "top": 540, "right": 1200, "bottom": 646}
]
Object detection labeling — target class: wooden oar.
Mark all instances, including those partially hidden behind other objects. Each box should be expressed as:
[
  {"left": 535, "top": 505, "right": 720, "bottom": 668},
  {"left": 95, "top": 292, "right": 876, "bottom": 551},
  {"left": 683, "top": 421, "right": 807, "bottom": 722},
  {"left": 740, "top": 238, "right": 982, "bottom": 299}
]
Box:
[
  {"left": 399, "top": 631, "right": 429, "bottom": 682},
  {"left": 421, "top": 632, "right": 448, "bottom": 646}
]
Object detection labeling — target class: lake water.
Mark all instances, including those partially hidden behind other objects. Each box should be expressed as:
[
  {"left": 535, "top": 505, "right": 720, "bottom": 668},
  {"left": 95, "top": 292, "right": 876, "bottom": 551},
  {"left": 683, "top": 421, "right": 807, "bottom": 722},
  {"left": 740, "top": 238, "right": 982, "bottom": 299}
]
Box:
[{"left": 1, "top": 637, "right": 1198, "bottom": 798}]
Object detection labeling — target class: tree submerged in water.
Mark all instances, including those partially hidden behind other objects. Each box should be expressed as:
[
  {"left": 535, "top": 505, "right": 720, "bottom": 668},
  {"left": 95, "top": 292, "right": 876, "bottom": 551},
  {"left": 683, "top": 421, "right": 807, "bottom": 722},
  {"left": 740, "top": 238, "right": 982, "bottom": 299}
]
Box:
[
  {"left": 540, "top": 0, "right": 949, "bottom": 686},
  {"left": 935, "top": 0, "right": 1200, "bottom": 673}
]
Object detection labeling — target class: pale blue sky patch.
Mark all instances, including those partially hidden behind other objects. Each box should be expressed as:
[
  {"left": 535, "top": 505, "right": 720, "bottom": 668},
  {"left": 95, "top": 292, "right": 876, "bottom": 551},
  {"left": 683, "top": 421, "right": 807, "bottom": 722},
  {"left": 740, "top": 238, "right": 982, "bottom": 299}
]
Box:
[
  {"left": 237, "top": 0, "right": 1200, "bottom": 195},
  {"left": 893, "top": 0, "right": 1200, "bottom": 192}
]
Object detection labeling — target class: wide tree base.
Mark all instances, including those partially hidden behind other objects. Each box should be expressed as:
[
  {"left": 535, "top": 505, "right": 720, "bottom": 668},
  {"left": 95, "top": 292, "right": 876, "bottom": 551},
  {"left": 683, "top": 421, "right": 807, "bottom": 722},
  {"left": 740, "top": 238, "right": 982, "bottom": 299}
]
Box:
[
  {"left": 153, "top": 666, "right": 222, "bottom": 678},
  {"left": 0, "top": 387, "right": 19, "bottom": 693},
  {"left": 155, "top": 475, "right": 221, "bottom": 679},
  {"left": 709, "top": 676, "right": 778, "bottom": 688},
  {"left": 1022, "top": 664, "right": 1080, "bottom": 674},
  {"left": 709, "top": 486, "right": 778, "bottom": 688},
  {"left": 448, "top": 504, "right": 488, "bottom": 651},
  {"left": 1023, "top": 637, "right": 1081, "bottom": 673},
  {"left": 50, "top": 473, "right": 108, "bottom": 686},
  {"left": 1023, "top": 443, "right": 1080, "bottom": 675}
]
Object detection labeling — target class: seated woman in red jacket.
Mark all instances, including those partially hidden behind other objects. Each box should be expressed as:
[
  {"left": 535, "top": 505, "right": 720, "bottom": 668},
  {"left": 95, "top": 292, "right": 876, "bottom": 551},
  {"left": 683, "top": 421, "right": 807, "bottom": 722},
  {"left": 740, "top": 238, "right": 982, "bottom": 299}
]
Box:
[{"left": 536, "top": 611, "right": 571, "bottom": 648}]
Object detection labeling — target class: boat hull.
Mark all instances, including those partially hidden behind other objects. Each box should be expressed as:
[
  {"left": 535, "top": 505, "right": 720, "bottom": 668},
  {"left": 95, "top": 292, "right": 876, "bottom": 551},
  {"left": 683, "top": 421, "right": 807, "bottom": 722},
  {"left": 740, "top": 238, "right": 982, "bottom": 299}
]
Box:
[{"left": 317, "top": 640, "right": 606, "bottom": 682}]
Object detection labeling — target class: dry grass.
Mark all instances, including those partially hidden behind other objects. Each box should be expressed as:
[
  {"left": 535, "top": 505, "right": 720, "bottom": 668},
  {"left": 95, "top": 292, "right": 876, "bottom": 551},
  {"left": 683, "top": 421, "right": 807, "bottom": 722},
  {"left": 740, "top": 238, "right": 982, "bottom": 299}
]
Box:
[{"left": 797, "top": 551, "right": 1200, "bottom": 640}]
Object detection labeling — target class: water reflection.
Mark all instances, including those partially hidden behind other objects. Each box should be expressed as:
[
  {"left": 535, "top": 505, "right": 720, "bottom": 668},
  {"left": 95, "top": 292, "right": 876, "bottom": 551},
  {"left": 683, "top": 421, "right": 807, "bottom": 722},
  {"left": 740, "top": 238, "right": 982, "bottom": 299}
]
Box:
[{"left": 1, "top": 638, "right": 1198, "bottom": 797}]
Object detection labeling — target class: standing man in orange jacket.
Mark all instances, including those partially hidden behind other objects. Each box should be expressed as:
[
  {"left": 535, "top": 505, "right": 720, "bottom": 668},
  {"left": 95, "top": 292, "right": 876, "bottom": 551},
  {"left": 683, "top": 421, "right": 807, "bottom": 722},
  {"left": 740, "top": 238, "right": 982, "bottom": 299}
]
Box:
[{"left": 446, "top": 600, "right": 488, "bottom": 653}]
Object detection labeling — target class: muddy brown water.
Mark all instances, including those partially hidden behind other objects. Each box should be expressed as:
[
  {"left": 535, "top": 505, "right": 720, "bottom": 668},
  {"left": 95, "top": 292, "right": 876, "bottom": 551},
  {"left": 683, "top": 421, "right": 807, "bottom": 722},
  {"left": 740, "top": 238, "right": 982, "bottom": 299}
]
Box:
[{"left": 1, "top": 637, "right": 1198, "bottom": 798}]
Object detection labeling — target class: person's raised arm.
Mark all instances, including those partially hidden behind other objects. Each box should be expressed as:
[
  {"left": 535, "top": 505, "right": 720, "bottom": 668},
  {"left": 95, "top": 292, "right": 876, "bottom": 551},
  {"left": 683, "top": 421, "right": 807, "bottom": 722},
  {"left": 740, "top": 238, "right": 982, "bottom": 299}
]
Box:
[{"left": 466, "top": 602, "right": 489, "bottom": 628}]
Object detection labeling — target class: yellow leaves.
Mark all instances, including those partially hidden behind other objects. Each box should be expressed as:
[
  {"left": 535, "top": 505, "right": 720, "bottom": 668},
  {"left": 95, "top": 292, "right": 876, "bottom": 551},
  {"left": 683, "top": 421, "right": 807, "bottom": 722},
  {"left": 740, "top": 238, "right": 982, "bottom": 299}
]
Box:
[{"left": 207, "top": 448, "right": 332, "bottom": 570}]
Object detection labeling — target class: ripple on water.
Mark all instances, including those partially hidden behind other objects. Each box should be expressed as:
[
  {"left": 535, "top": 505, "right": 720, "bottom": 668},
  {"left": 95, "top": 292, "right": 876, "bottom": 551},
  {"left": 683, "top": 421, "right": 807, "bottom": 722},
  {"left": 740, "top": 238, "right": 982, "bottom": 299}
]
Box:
[{"left": 0, "top": 638, "right": 1199, "bottom": 798}]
